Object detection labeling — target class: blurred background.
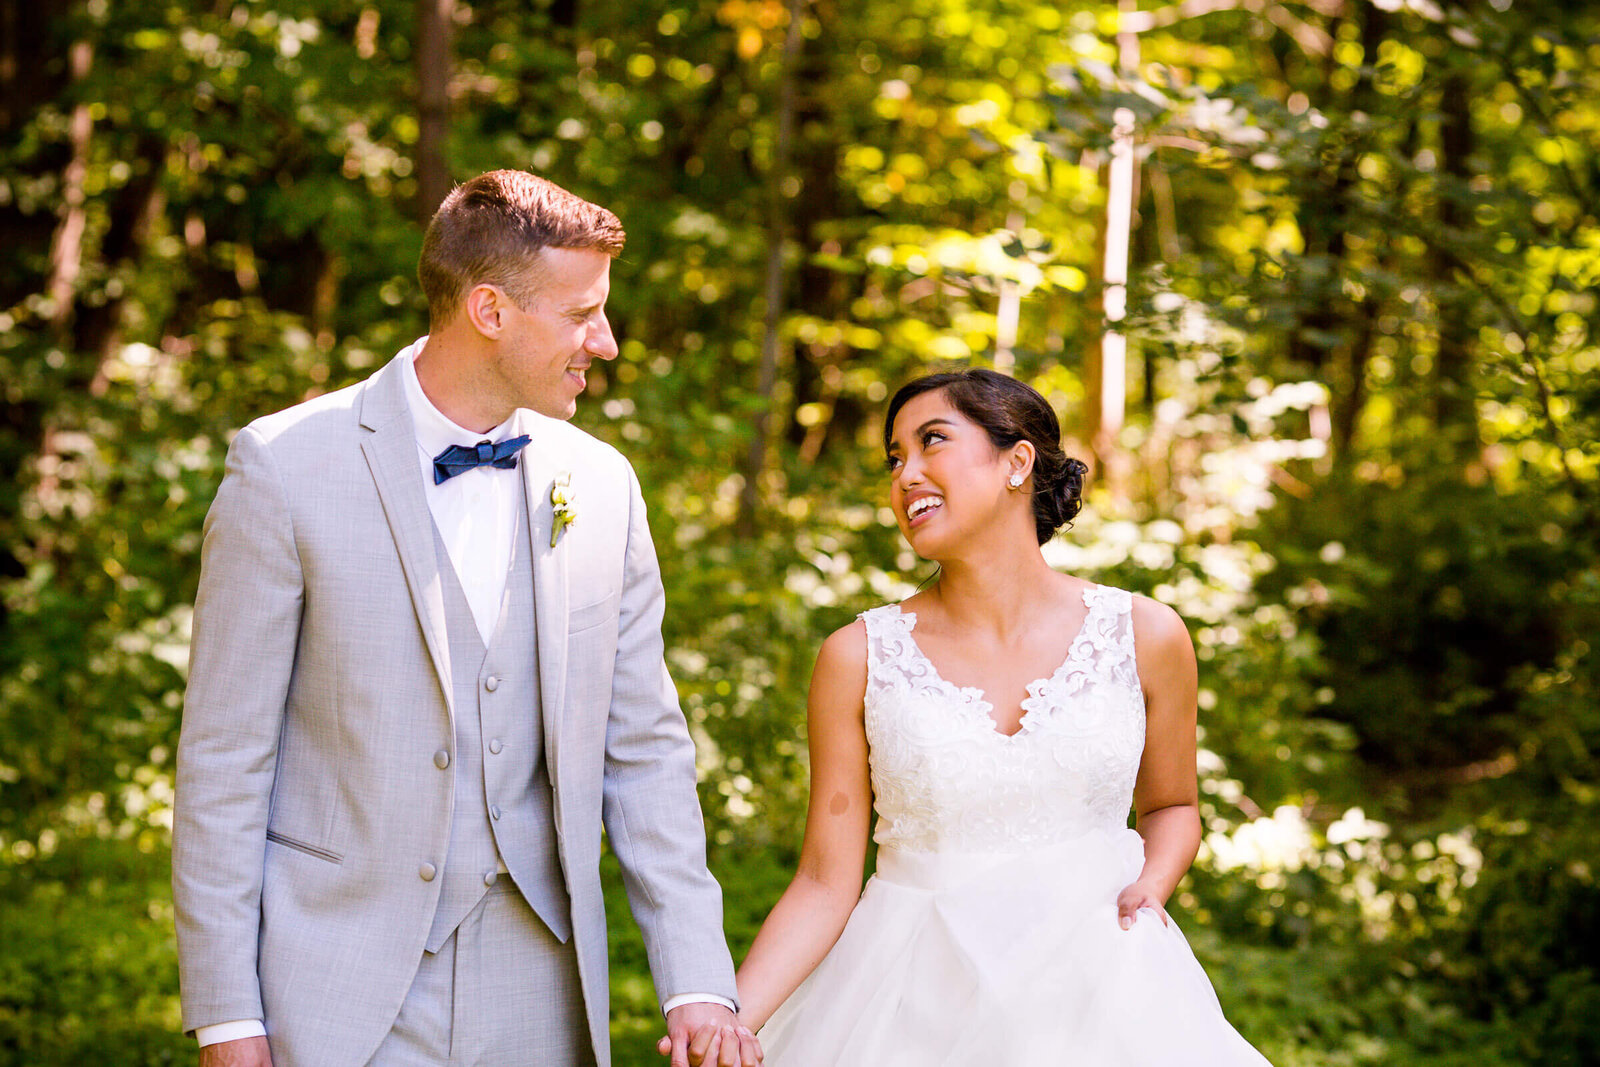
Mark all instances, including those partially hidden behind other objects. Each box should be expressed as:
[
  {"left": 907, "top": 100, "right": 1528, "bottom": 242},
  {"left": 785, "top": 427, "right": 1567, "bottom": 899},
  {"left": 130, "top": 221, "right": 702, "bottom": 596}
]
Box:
[{"left": 1, "top": 1, "right": 1596, "bottom": 1063}]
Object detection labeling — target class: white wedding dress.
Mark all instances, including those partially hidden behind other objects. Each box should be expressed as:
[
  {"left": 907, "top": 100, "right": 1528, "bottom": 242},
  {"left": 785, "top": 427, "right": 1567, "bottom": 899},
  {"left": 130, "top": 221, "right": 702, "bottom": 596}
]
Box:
[{"left": 757, "top": 584, "right": 1273, "bottom": 1065}]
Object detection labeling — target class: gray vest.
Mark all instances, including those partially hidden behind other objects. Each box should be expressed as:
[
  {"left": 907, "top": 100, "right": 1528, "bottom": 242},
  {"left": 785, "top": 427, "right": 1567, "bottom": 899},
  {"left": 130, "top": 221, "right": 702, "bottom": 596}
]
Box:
[{"left": 425, "top": 484, "right": 571, "bottom": 952}]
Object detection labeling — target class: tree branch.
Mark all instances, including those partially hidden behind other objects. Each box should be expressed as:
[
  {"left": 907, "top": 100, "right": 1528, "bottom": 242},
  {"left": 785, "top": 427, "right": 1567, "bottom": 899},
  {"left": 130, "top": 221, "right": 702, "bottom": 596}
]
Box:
[{"left": 1122, "top": 0, "right": 1338, "bottom": 56}]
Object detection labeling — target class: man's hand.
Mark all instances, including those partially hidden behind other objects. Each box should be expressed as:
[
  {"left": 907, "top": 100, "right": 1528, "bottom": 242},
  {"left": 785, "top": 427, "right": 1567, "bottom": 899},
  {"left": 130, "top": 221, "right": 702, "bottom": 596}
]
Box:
[
  {"left": 199, "top": 1036, "right": 272, "bottom": 1067},
  {"left": 657, "top": 1002, "right": 762, "bottom": 1067}
]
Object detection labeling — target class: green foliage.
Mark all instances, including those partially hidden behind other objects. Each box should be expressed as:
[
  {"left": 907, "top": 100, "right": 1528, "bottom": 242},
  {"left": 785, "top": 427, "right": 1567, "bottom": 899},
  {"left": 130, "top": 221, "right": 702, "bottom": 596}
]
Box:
[
  {"left": 0, "top": 839, "right": 185, "bottom": 1065},
  {"left": 2, "top": 0, "right": 1598, "bottom": 1059},
  {"left": 1263, "top": 471, "right": 1578, "bottom": 777}
]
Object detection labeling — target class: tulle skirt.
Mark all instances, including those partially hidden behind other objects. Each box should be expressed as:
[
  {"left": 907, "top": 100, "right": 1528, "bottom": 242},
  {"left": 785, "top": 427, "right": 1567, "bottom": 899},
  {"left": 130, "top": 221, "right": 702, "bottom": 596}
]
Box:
[{"left": 757, "top": 829, "right": 1272, "bottom": 1065}]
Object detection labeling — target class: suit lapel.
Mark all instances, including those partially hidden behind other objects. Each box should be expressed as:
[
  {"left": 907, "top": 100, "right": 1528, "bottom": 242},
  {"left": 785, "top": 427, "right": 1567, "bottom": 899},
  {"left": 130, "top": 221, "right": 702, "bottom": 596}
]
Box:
[
  {"left": 521, "top": 426, "right": 570, "bottom": 776},
  {"left": 359, "top": 358, "right": 455, "bottom": 721}
]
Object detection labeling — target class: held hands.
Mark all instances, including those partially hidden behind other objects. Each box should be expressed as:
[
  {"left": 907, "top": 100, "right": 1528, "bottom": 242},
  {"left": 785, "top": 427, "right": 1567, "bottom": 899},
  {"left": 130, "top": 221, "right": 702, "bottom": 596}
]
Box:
[
  {"left": 198, "top": 1036, "right": 272, "bottom": 1067},
  {"left": 657, "top": 1003, "right": 762, "bottom": 1067},
  {"left": 1116, "top": 879, "right": 1172, "bottom": 931}
]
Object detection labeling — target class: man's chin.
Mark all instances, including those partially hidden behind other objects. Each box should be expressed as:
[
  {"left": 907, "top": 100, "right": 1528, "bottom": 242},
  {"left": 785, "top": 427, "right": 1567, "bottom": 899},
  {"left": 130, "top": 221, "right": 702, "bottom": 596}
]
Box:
[
  {"left": 524, "top": 386, "right": 582, "bottom": 421},
  {"left": 532, "top": 401, "right": 578, "bottom": 421}
]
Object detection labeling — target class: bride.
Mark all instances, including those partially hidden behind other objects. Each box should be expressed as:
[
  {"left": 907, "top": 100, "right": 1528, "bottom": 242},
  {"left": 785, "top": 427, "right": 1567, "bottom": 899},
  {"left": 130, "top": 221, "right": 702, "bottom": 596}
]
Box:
[{"left": 675, "top": 369, "right": 1273, "bottom": 1066}]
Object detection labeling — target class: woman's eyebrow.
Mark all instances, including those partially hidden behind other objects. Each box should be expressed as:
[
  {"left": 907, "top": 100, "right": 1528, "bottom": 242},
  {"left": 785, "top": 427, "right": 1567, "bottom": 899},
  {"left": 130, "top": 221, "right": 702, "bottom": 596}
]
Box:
[{"left": 888, "top": 417, "right": 956, "bottom": 453}]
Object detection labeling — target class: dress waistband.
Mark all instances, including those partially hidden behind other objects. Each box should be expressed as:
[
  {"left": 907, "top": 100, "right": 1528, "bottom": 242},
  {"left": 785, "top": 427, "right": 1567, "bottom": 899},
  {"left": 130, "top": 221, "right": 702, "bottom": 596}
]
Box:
[
  {"left": 873, "top": 829, "right": 1146, "bottom": 892},
  {"left": 874, "top": 847, "right": 1014, "bottom": 890}
]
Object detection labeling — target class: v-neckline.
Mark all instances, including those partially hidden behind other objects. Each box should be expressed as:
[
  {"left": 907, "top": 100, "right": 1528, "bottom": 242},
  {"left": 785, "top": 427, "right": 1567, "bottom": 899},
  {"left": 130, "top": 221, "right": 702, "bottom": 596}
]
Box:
[{"left": 894, "top": 585, "right": 1103, "bottom": 740}]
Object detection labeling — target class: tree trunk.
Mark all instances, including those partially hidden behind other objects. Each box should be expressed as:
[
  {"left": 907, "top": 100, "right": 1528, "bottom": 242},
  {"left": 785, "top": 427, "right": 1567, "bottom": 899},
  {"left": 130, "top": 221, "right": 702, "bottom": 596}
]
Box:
[
  {"left": 735, "top": 0, "right": 804, "bottom": 538},
  {"left": 548, "top": 0, "right": 579, "bottom": 29},
  {"left": 46, "top": 39, "right": 93, "bottom": 336},
  {"left": 1095, "top": 105, "right": 1136, "bottom": 461},
  {"left": 81, "top": 139, "right": 167, "bottom": 393},
  {"left": 1087, "top": 1, "right": 1141, "bottom": 500},
  {"left": 994, "top": 193, "right": 1025, "bottom": 374},
  {"left": 1431, "top": 66, "right": 1475, "bottom": 444},
  {"left": 415, "top": 0, "right": 455, "bottom": 225},
  {"left": 1290, "top": 1, "right": 1385, "bottom": 456},
  {"left": 0, "top": 0, "right": 56, "bottom": 134}
]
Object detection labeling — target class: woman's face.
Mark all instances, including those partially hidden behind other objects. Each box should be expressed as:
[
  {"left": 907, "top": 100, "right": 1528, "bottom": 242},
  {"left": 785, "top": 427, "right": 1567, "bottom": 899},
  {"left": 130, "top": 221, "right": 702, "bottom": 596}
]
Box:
[{"left": 886, "top": 390, "right": 1020, "bottom": 559}]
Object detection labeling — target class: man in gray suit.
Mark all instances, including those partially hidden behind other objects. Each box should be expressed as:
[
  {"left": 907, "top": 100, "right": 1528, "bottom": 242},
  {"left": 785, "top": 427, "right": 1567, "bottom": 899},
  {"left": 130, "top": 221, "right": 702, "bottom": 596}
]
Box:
[{"left": 173, "top": 171, "right": 761, "bottom": 1067}]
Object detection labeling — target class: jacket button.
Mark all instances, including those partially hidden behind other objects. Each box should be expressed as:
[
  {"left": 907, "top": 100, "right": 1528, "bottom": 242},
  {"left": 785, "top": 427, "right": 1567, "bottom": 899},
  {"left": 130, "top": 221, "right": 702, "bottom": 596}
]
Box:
[
  {"left": 433, "top": 749, "right": 450, "bottom": 770},
  {"left": 419, "top": 863, "right": 437, "bottom": 882},
  {"left": 490, "top": 805, "right": 502, "bottom": 820},
  {"left": 488, "top": 738, "right": 504, "bottom": 755},
  {"left": 483, "top": 869, "right": 498, "bottom": 887},
  {"left": 484, "top": 675, "right": 500, "bottom": 692}
]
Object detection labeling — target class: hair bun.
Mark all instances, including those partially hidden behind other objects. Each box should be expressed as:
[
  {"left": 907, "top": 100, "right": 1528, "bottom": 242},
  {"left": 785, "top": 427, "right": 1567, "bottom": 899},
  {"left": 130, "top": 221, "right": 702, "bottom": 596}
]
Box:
[
  {"left": 1060, "top": 457, "right": 1088, "bottom": 497},
  {"left": 1039, "top": 456, "right": 1087, "bottom": 532}
]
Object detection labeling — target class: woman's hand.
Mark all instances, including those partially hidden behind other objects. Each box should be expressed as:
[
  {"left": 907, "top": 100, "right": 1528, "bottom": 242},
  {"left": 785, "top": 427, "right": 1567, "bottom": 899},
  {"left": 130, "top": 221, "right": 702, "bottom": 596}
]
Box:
[
  {"left": 655, "top": 1019, "right": 762, "bottom": 1066},
  {"left": 1115, "top": 879, "right": 1171, "bottom": 930}
]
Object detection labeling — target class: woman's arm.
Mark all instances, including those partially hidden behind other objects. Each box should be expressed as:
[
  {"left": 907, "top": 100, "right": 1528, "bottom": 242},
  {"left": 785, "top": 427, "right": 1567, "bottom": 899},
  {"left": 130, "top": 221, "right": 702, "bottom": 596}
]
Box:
[
  {"left": 734, "top": 620, "right": 875, "bottom": 1030},
  {"left": 1119, "top": 596, "right": 1203, "bottom": 928}
]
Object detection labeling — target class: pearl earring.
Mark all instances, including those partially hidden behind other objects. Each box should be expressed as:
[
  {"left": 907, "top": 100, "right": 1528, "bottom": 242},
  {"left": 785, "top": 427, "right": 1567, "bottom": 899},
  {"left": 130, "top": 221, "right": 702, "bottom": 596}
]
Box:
[{"left": 1008, "top": 473, "right": 1025, "bottom": 489}]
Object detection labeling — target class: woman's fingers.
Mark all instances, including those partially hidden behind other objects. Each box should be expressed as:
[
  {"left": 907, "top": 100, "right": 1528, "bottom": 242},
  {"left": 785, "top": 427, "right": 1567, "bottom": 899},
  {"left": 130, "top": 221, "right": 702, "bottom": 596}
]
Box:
[
  {"left": 737, "top": 1025, "right": 764, "bottom": 1064},
  {"left": 1117, "top": 892, "right": 1168, "bottom": 929},
  {"left": 719, "top": 1026, "right": 744, "bottom": 1067}
]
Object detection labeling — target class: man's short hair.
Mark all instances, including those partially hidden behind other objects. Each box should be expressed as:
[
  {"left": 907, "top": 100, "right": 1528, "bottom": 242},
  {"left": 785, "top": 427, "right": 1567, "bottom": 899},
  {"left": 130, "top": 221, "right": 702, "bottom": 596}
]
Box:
[{"left": 418, "top": 170, "right": 626, "bottom": 326}]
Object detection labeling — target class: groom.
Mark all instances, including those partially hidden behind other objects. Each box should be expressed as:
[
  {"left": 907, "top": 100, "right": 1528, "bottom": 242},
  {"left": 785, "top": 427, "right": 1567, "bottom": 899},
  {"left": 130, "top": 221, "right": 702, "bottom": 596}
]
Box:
[{"left": 173, "top": 171, "right": 757, "bottom": 1067}]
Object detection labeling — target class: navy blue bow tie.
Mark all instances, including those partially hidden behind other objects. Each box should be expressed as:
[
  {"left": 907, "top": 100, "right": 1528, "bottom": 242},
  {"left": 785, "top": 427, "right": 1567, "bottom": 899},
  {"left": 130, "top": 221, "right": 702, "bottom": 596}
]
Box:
[{"left": 432, "top": 435, "right": 532, "bottom": 484}]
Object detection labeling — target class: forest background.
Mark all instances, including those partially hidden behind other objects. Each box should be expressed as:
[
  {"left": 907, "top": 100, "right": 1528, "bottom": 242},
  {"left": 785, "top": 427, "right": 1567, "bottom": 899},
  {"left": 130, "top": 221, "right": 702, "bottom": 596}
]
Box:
[{"left": 1, "top": 0, "right": 1596, "bottom": 1063}]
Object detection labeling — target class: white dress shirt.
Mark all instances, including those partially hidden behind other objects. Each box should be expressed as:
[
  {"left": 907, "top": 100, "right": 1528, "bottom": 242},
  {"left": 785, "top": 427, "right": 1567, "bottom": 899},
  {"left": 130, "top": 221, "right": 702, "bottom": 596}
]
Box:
[
  {"left": 400, "top": 337, "right": 527, "bottom": 640},
  {"left": 196, "top": 340, "right": 727, "bottom": 1047}
]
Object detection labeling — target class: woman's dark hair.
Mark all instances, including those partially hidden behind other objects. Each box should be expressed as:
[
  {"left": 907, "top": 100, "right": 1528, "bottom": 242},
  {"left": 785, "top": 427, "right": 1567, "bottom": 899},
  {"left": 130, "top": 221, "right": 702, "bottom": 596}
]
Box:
[{"left": 884, "top": 369, "right": 1088, "bottom": 545}]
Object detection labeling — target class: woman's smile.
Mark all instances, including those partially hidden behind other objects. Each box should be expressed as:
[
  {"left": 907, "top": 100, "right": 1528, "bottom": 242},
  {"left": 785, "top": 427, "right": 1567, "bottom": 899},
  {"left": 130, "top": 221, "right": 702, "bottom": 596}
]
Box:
[{"left": 904, "top": 491, "right": 945, "bottom": 527}]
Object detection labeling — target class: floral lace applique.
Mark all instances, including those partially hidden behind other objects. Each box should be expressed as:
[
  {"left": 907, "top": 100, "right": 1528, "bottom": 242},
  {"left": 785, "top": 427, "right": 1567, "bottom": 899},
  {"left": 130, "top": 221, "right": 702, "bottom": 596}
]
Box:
[{"left": 860, "top": 585, "right": 1146, "bottom": 853}]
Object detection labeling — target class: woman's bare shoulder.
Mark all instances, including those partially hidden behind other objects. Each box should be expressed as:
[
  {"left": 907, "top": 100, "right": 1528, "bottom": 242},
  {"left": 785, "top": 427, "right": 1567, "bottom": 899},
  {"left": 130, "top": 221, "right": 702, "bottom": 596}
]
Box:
[
  {"left": 1127, "top": 592, "right": 1197, "bottom": 683},
  {"left": 810, "top": 617, "right": 870, "bottom": 705}
]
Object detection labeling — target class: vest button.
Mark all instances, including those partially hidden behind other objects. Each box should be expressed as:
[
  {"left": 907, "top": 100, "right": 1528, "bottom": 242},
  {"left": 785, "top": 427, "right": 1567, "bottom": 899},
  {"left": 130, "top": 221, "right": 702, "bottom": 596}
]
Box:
[
  {"left": 488, "top": 738, "right": 504, "bottom": 755},
  {"left": 418, "top": 863, "right": 437, "bottom": 882},
  {"left": 483, "top": 870, "right": 498, "bottom": 887},
  {"left": 484, "top": 675, "right": 500, "bottom": 692},
  {"left": 490, "top": 805, "right": 503, "bottom": 820},
  {"left": 433, "top": 749, "right": 450, "bottom": 770}
]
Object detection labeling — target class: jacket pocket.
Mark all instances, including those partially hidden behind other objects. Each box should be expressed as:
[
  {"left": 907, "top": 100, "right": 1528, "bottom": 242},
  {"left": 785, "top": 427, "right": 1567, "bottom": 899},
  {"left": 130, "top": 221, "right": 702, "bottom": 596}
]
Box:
[
  {"left": 568, "top": 593, "right": 620, "bottom": 635},
  {"left": 266, "top": 828, "right": 344, "bottom": 864}
]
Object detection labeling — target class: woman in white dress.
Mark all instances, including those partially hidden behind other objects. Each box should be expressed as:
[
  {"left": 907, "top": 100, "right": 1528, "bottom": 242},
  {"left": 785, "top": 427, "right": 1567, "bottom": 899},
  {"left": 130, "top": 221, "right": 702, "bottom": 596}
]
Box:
[{"left": 683, "top": 369, "right": 1272, "bottom": 1066}]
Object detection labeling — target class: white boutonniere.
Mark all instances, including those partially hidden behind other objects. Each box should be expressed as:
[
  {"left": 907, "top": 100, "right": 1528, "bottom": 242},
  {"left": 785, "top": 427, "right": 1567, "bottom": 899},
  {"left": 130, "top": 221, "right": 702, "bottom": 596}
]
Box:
[{"left": 549, "top": 472, "right": 577, "bottom": 547}]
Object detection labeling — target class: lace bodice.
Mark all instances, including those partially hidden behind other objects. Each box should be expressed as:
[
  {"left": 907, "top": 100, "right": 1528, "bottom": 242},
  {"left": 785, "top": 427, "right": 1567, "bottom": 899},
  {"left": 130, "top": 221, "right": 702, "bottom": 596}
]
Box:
[{"left": 861, "top": 584, "right": 1147, "bottom": 853}]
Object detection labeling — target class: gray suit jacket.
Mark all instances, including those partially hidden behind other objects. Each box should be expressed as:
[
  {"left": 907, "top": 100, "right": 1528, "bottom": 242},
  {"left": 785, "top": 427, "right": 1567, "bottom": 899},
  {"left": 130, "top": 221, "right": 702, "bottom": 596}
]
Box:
[{"left": 172, "top": 353, "right": 737, "bottom": 1066}]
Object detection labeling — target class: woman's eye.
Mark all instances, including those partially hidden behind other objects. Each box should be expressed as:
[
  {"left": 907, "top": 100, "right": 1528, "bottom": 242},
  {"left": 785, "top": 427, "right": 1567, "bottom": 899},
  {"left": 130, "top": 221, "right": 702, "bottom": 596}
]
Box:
[
  {"left": 921, "top": 430, "right": 946, "bottom": 446},
  {"left": 886, "top": 455, "right": 902, "bottom": 471}
]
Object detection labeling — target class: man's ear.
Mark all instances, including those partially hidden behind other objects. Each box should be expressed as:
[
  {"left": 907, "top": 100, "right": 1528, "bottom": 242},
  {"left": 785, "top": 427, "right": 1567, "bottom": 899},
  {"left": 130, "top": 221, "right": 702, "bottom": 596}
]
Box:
[{"left": 463, "top": 284, "right": 506, "bottom": 339}]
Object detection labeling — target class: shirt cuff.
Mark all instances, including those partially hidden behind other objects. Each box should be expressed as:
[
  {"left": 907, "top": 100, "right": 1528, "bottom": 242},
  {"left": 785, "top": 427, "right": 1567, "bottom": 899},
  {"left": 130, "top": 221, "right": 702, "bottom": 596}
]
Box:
[
  {"left": 662, "top": 993, "right": 737, "bottom": 1017},
  {"left": 195, "top": 1020, "right": 267, "bottom": 1047}
]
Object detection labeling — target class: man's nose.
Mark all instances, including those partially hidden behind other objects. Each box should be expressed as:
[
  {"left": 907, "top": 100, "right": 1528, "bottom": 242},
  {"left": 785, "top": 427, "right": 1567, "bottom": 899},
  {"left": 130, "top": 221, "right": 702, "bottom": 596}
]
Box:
[{"left": 588, "top": 314, "right": 619, "bottom": 360}]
